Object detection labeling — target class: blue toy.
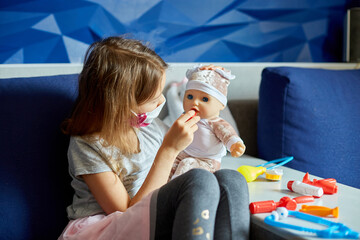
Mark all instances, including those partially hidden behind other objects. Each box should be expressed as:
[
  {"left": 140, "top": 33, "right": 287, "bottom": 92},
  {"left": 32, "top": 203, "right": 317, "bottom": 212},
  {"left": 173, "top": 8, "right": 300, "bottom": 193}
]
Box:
[
  {"left": 265, "top": 207, "right": 360, "bottom": 239},
  {"left": 257, "top": 156, "right": 294, "bottom": 170}
]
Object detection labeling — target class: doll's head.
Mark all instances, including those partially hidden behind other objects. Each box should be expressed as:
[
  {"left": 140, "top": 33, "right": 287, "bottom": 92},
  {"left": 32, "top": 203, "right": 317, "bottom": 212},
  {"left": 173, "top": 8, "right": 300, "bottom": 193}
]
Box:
[{"left": 183, "top": 66, "right": 235, "bottom": 119}]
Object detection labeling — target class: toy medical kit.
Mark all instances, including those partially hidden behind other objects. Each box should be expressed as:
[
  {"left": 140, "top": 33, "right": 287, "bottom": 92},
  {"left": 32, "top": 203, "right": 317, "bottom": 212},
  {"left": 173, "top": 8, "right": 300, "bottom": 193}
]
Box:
[
  {"left": 287, "top": 180, "right": 324, "bottom": 198},
  {"left": 265, "top": 168, "right": 283, "bottom": 180},
  {"left": 302, "top": 172, "right": 338, "bottom": 194},
  {"left": 237, "top": 156, "right": 293, "bottom": 182},
  {"left": 300, "top": 205, "right": 339, "bottom": 218},
  {"left": 186, "top": 110, "right": 197, "bottom": 122},
  {"left": 265, "top": 207, "right": 360, "bottom": 239},
  {"left": 249, "top": 196, "right": 314, "bottom": 214},
  {"left": 237, "top": 165, "right": 266, "bottom": 182}
]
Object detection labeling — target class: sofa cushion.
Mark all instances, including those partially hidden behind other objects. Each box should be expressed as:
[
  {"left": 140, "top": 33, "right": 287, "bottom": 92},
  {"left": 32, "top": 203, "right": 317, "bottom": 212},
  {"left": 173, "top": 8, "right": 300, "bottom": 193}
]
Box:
[
  {"left": 0, "top": 74, "right": 78, "bottom": 239},
  {"left": 257, "top": 67, "right": 360, "bottom": 188}
]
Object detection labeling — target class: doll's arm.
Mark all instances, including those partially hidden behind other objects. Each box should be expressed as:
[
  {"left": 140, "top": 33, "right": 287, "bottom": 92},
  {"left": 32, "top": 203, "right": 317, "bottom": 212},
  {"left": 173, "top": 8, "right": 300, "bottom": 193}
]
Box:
[{"left": 209, "top": 118, "right": 246, "bottom": 157}]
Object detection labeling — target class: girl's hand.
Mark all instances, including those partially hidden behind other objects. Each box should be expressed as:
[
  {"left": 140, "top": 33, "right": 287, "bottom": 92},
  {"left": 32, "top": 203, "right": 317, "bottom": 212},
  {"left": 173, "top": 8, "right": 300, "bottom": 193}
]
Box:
[
  {"left": 129, "top": 111, "right": 200, "bottom": 207},
  {"left": 230, "top": 141, "right": 246, "bottom": 158},
  {"left": 163, "top": 110, "right": 200, "bottom": 154}
]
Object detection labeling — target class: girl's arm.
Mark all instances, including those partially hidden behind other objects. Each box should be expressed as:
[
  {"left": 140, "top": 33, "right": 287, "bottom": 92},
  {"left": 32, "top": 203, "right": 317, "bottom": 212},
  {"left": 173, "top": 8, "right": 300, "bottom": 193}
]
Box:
[
  {"left": 130, "top": 110, "right": 199, "bottom": 206},
  {"left": 82, "top": 171, "right": 130, "bottom": 214},
  {"left": 82, "top": 110, "right": 200, "bottom": 213}
]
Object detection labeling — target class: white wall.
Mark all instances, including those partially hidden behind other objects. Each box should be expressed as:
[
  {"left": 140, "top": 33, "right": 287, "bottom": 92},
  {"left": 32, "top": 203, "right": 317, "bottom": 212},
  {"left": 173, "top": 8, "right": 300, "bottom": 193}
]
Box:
[
  {"left": 166, "top": 63, "right": 359, "bottom": 100},
  {"left": 1, "top": 63, "right": 358, "bottom": 100}
]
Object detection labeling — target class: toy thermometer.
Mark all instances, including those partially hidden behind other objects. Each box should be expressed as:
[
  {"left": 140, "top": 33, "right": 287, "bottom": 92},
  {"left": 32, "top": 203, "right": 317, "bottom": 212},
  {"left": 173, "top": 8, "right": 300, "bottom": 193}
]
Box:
[{"left": 287, "top": 181, "right": 324, "bottom": 198}]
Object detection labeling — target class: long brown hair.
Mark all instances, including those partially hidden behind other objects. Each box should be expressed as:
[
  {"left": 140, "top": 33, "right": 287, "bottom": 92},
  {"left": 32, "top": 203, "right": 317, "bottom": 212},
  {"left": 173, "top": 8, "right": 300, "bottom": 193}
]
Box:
[{"left": 62, "top": 36, "right": 168, "bottom": 156}]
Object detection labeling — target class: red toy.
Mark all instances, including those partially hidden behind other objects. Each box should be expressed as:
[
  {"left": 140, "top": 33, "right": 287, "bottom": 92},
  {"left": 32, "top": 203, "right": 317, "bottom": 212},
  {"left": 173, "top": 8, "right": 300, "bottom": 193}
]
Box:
[
  {"left": 186, "top": 109, "right": 197, "bottom": 122},
  {"left": 302, "top": 172, "right": 338, "bottom": 194},
  {"left": 249, "top": 196, "right": 314, "bottom": 214},
  {"left": 287, "top": 180, "right": 324, "bottom": 198}
]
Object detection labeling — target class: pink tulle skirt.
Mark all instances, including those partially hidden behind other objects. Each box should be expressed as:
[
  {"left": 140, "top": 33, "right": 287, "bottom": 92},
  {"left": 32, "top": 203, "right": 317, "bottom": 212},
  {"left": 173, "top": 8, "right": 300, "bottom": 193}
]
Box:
[{"left": 58, "top": 192, "right": 155, "bottom": 240}]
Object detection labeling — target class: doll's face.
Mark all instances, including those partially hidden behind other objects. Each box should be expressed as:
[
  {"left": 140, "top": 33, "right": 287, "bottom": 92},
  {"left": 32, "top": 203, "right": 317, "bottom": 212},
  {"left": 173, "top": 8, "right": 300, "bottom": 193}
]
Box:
[{"left": 183, "top": 89, "right": 225, "bottom": 120}]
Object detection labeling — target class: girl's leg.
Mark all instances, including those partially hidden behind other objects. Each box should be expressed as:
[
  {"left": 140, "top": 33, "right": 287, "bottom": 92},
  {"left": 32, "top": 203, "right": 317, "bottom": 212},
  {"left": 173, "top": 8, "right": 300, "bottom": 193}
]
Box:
[
  {"left": 213, "top": 169, "right": 250, "bottom": 240},
  {"left": 154, "top": 169, "right": 220, "bottom": 240}
]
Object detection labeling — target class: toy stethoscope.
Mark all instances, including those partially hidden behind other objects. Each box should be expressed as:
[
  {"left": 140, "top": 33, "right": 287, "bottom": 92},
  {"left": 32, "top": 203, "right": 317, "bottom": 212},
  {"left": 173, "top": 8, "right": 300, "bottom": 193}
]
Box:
[
  {"left": 265, "top": 207, "right": 360, "bottom": 239},
  {"left": 237, "top": 156, "right": 294, "bottom": 182}
]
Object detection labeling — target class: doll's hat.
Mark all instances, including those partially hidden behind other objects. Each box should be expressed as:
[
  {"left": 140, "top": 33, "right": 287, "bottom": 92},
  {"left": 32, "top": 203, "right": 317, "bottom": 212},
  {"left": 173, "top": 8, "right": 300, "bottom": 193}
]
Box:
[{"left": 185, "top": 65, "right": 235, "bottom": 106}]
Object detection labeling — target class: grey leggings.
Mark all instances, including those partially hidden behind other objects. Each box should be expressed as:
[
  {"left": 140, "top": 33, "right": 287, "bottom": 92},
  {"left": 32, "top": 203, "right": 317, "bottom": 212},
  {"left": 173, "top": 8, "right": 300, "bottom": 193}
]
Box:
[{"left": 153, "top": 169, "right": 250, "bottom": 240}]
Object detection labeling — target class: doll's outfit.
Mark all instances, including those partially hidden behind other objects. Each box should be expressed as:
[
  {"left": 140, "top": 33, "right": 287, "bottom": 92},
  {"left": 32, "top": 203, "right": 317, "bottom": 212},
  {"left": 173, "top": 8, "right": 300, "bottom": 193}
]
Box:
[
  {"left": 170, "top": 117, "right": 243, "bottom": 179},
  {"left": 169, "top": 66, "right": 245, "bottom": 180}
]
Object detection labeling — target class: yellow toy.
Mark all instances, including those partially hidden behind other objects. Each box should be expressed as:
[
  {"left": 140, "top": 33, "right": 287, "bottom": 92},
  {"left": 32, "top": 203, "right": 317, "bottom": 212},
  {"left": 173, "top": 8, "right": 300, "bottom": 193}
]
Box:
[
  {"left": 237, "top": 156, "right": 293, "bottom": 182},
  {"left": 237, "top": 165, "right": 266, "bottom": 182}
]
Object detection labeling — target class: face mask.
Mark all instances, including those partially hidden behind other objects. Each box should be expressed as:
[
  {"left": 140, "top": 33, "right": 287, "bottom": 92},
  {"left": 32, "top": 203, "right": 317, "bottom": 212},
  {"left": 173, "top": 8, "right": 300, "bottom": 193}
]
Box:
[{"left": 130, "top": 99, "right": 166, "bottom": 128}]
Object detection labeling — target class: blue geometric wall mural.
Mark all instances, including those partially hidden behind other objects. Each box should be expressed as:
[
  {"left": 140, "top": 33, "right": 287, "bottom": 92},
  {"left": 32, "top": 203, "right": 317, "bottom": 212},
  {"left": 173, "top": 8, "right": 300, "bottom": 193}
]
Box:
[{"left": 0, "top": 0, "right": 351, "bottom": 63}]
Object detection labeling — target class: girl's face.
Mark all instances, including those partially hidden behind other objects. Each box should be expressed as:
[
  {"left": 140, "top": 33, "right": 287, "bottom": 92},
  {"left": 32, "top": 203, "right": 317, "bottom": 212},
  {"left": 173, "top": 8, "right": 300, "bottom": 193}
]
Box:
[
  {"left": 183, "top": 89, "right": 224, "bottom": 120},
  {"left": 136, "top": 73, "right": 166, "bottom": 114}
]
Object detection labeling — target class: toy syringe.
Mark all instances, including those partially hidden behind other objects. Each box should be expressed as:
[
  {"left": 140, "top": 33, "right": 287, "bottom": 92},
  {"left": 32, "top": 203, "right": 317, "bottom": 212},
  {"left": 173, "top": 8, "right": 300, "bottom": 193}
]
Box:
[{"left": 237, "top": 156, "right": 294, "bottom": 182}]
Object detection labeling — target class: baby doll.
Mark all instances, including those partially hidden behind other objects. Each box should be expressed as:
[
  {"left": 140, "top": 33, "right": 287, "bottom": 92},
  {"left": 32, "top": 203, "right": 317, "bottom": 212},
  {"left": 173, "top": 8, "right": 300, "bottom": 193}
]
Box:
[{"left": 169, "top": 65, "right": 246, "bottom": 180}]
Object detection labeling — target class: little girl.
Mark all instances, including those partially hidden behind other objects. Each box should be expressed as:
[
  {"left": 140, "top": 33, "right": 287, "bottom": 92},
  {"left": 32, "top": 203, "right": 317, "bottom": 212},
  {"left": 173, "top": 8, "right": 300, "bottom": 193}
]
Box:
[{"left": 59, "top": 36, "right": 250, "bottom": 240}]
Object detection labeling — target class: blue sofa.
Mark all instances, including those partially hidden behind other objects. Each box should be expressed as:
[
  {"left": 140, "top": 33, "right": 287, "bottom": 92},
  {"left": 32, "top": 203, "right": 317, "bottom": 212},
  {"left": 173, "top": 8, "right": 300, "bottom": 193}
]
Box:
[
  {"left": 0, "top": 74, "right": 78, "bottom": 239},
  {"left": 257, "top": 67, "right": 360, "bottom": 189},
  {"left": 0, "top": 66, "right": 359, "bottom": 239}
]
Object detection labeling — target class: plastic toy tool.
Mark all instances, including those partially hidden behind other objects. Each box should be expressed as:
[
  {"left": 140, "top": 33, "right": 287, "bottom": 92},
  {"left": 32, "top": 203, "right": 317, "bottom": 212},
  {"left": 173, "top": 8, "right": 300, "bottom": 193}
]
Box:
[
  {"left": 265, "top": 207, "right": 360, "bottom": 239},
  {"left": 186, "top": 110, "right": 198, "bottom": 122},
  {"left": 287, "top": 180, "right": 324, "bottom": 198},
  {"left": 300, "top": 205, "right": 339, "bottom": 218},
  {"left": 237, "top": 156, "right": 293, "bottom": 182},
  {"left": 302, "top": 172, "right": 338, "bottom": 194},
  {"left": 249, "top": 196, "right": 314, "bottom": 214},
  {"left": 237, "top": 165, "right": 266, "bottom": 182},
  {"left": 265, "top": 169, "right": 283, "bottom": 181}
]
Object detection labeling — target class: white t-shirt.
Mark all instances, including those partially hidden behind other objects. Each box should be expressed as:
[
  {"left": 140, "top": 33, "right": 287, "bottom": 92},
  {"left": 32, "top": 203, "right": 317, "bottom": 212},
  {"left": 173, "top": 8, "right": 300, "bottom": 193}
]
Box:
[{"left": 66, "top": 118, "right": 168, "bottom": 220}]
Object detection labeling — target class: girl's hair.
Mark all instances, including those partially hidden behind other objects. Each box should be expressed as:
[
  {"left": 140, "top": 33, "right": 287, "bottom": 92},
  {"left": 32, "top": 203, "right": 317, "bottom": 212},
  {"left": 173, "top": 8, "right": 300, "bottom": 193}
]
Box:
[{"left": 62, "top": 36, "right": 168, "bottom": 156}]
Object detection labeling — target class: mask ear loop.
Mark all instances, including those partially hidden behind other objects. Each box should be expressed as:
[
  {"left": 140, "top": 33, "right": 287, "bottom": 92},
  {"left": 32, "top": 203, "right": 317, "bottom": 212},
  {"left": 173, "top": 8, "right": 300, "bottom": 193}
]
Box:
[
  {"left": 129, "top": 111, "right": 149, "bottom": 128},
  {"left": 265, "top": 208, "right": 360, "bottom": 239}
]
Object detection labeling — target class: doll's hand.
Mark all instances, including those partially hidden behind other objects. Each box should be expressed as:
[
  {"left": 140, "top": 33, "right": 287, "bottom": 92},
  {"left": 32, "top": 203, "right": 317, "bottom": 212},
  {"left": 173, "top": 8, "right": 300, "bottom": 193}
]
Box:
[
  {"left": 230, "top": 141, "right": 246, "bottom": 158},
  {"left": 199, "top": 64, "right": 224, "bottom": 71}
]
